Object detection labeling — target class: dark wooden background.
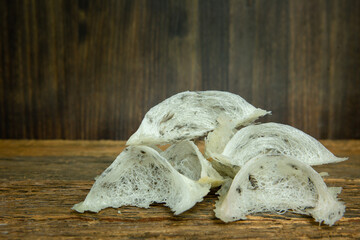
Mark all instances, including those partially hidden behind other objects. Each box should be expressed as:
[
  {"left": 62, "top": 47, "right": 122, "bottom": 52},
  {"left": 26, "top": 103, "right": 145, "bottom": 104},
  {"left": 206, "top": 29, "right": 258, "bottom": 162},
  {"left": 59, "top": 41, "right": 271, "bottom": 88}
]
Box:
[{"left": 1, "top": 0, "right": 359, "bottom": 140}]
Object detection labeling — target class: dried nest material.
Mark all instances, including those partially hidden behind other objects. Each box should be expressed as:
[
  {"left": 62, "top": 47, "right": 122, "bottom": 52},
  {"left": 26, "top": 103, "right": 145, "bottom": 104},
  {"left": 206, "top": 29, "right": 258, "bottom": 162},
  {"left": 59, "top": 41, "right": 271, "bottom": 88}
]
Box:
[
  {"left": 206, "top": 122, "right": 347, "bottom": 177},
  {"left": 161, "top": 141, "right": 224, "bottom": 187},
  {"left": 72, "top": 90, "right": 347, "bottom": 227},
  {"left": 205, "top": 116, "right": 237, "bottom": 159},
  {"left": 127, "top": 91, "right": 269, "bottom": 146},
  {"left": 72, "top": 145, "right": 210, "bottom": 215},
  {"left": 214, "top": 155, "right": 345, "bottom": 226}
]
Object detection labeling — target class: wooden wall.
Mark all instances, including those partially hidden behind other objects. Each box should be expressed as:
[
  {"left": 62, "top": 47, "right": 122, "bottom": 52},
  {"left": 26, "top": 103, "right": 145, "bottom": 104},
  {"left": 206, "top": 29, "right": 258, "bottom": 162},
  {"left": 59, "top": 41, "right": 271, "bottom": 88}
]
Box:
[{"left": 1, "top": 0, "right": 359, "bottom": 140}]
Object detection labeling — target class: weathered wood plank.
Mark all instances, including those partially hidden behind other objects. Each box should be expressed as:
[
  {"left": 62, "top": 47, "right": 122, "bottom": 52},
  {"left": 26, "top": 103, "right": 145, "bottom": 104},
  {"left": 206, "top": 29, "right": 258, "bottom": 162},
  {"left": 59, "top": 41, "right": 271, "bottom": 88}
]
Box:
[
  {"left": 1, "top": 140, "right": 358, "bottom": 157},
  {"left": 0, "top": 140, "right": 359, "bottom": 239},
  {"left": 1, "top": 180, "right": 359, "bottom": 239},
  {"left": 0, "top": 140, "right": 126, "bottom": 157}
]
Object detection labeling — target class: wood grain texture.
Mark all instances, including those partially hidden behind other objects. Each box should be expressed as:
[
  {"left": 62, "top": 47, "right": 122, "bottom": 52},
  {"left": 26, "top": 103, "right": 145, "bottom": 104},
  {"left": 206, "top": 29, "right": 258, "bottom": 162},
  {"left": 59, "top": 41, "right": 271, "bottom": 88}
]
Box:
[
  {"left": 0, "top": 0, "right": 359, "bottom": 140},
  {"left": 0, "top": 140, "right": 360, "bottom": 239}
]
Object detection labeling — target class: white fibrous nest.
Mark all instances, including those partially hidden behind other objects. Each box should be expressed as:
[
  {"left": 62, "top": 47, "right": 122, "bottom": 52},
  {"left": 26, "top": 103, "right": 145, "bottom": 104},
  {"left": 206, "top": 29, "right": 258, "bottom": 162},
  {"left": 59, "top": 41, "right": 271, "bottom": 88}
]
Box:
[
  {"left": 214, "top": 155, "right": 345, "bottom": 226},
  {"left": 72, "top": 90, "right": 347, "bottom": 226},
  {"left": 206, "top": 122, "right": 347, "bottom": 178},
  {"left": 126, "top": 91, "right": 269, "bottom": 145},
  {"left": 72, "top": 145, "right": 210, "bottom": 215}
]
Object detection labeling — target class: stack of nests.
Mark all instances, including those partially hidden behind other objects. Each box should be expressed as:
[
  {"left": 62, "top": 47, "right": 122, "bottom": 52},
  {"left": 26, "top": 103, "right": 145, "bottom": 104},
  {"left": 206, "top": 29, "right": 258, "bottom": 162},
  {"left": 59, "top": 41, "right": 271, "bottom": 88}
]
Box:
[{"left": 72, "top": 91, "right": 347, "bottom": 226}]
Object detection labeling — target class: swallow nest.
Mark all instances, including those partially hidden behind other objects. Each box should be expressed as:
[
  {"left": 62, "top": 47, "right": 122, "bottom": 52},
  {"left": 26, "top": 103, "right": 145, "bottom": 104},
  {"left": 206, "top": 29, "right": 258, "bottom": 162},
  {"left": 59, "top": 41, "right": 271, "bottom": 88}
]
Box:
[{"left": 72, "top": 91, "right": 347, "bottom": 226}]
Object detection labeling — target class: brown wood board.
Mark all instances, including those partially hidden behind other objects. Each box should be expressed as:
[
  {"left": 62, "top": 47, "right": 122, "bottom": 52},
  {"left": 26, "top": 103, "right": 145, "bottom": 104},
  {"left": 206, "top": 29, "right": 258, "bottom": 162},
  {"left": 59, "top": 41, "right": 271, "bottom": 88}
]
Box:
[
  {"left": 0, "top": 140, "right": 360, "bottom": 239},
  {"left": 1, "top": 1, "right": 359, "bottom": 140}
]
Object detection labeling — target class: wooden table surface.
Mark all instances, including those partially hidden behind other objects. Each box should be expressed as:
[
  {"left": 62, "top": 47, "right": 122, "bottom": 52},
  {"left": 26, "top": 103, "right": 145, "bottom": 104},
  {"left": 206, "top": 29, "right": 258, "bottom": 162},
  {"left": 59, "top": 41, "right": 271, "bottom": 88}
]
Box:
[{"left": 1, "top": 140, "right": 359, "bottom": 239}]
